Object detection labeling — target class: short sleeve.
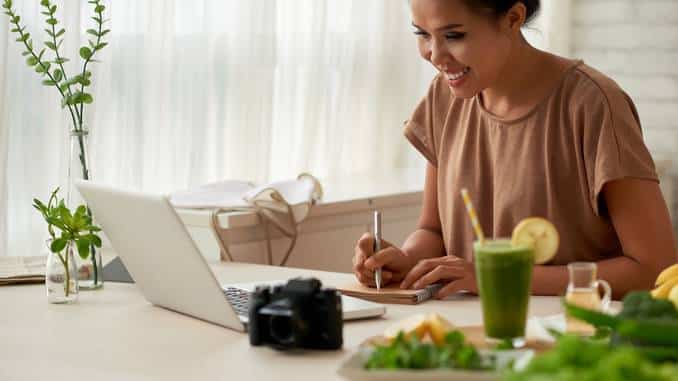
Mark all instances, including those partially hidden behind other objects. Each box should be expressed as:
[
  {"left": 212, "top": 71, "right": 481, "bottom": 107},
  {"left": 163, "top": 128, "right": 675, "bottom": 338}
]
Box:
[
  {"left": 582, "top": 84, "right": 659, "bottom": 216},
  {"left": 403, "top": 75, "right": 449, "bottom": 167}
]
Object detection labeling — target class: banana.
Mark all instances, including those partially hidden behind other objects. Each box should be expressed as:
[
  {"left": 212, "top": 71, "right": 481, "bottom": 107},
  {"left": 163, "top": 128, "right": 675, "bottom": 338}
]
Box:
[
  {"left": 656, "top": 263, "right": 678, "bottom": 286},
  {"left": 651, "top": 275, "right": 678, "bottom": 299},
  {"left": 669, "top": 285, "right": 678, "bottom": 310}
]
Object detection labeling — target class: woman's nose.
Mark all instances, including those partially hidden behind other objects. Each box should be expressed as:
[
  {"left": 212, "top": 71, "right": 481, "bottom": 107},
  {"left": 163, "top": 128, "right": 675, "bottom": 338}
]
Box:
[{"left": 429, "top": 38, "right": 449, "bottom": 69}]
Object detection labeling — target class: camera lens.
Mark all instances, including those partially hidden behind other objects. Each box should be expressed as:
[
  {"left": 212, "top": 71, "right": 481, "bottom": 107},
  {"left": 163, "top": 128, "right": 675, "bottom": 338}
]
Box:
[{"left": 269, "top": 315, "right": 295, "bottom": 346}]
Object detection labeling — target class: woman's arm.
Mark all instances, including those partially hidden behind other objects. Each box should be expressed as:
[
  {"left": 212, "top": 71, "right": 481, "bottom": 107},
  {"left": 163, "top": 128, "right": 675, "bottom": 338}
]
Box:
[
  {"left": 400, "top": 163, "right": 447, "bottom": 262},
  {"left": 532, "top": 178, "right": 677, "bottom": 299}
]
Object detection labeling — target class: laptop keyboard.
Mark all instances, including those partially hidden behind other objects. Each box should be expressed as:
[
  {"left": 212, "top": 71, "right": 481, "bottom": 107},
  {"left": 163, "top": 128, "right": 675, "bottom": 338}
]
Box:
[{"left": 223, "top": 287, "right": 250, "bottom": 317}]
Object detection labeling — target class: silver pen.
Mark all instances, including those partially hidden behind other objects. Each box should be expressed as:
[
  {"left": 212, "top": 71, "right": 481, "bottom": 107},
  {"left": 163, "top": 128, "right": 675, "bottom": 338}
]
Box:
[{"left": 373, "top": 211, "right": 382, "bottom": 291}]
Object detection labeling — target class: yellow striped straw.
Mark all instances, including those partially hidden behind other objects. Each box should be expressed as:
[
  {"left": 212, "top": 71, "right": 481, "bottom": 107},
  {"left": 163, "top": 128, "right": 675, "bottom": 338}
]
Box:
[{"left": 460, "top": 188, "right": 485, "bottom": 245}]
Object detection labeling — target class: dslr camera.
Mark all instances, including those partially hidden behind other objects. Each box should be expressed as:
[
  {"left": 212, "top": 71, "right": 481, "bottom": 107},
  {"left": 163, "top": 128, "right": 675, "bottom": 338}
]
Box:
[{"left": 248, "top": 277, "right": 343, "bottom": 350}]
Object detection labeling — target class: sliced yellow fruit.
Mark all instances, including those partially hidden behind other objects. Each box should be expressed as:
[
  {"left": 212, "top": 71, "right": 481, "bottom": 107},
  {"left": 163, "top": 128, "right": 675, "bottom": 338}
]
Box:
[
  {"left": 511, "top": 217, "right": 560, "bottom": 265},
  {"left": 427, "top": 313, "right": 455, "bottom": 345},
  {"left": 669, "top": 285, "right": 678, "bottom": 310},
  {"left": 383, "top": 314, "right": 429, "bottom": 341},
  {"left": 651, "top": 276, "right": 678, "bottom": 299},
  {"left": 656, "top": 263, "right": 678, "bottom": 286}
]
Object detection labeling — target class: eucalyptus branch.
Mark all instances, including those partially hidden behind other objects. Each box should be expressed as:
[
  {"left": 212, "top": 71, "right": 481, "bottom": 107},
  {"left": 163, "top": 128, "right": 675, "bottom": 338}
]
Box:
[
  {"left": 40, "top": 0, "right": 76, "bottom": 117},
  {"left": 2, "top": 0, "right": 79, "bottom": 130},
  {"left": 77, "top": 0, "right": 109, "bottom": 127}
]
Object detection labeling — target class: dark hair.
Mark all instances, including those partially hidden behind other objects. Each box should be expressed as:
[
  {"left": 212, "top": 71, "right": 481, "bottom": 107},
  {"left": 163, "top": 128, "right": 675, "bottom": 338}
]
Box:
[{"left": 462, "top": 0, "right": 540, "bottom": 25}]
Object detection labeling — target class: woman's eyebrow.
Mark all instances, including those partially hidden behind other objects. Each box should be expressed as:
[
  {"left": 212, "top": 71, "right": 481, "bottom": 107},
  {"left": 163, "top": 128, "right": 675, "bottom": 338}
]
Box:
[{"left": 411, "top": 22, "right": 464, "bottom": 32}]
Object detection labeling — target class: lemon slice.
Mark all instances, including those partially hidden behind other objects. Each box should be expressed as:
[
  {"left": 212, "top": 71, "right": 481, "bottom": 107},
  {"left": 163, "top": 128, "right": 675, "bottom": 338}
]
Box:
[
  {"left": 383, "top": 314, "right": 429, "bottom": 341},
  {"left": 427, "top": 313, "right": 455, "bottom": 345},
  {"left": 511, "top": 217, "right": 559, "bottom": 265}
]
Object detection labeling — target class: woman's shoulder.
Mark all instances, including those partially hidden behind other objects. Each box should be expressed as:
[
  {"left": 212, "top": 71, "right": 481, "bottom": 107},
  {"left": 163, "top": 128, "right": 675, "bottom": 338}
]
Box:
[{"left": 563, "top": 62, "right": 635, "bottom": 116}]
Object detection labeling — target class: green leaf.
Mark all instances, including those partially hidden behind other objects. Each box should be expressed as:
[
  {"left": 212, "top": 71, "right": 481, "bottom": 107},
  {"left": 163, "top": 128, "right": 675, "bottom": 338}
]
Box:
[
  {"left": 11, "top": 14, "right": 18, "bottom": 23},
  {"left": 100, "top": 29, "right": 110, "bottom": 36},
  {"left": 84, "top": 71, "right": 92, "bottom": 78},
  {"left": 53, "top": 57, "right": 69, "bottom": 64},
  {"left": 37, "top": 48, "right": 45, "bottom": 60},
  {"left": 46, "top": 18, "right": 57, "bottom": 25},
  {"left": 89, "top": 234, "right": 102, "bottom": 247},
  {"left": 75, "top": 205, "right": 87, "bottom": 218},
  {"left": 10, "top": 27, "right": 19, "bottom": 32},
  {"left": 44, "top": 28, "right": 54, "bottom": 37},
  {"left": 79, "top": 46, "right": 92, "bottom": 60},
  {"left": 95, "top": 42, "right": 108, "bottom": 50},
  {"left": 81, "top": 93, "right": 93, "bottom": 104},
  {"left": 91, "top": 16, "right": 101, "bottom": 24},
  {"left": 21, "top": 51, "right": 30, "bottom": 56},
  {"left": 41, "top": 11, "right": 50, "bottom": 16},
  {"left": 35, "top": 62, "right": 50, "bottom": 74},
  {"left": 53, "top": 68, "right": 62, "bottom": 81},
  {"left": 40, "top": 0, "right": 49, "bottom": 7},
  {"left": 55, "top": 28, "right": 65, "bottom": 37},
  {"left": 94, "top": 4, "right": 104, "bottom": 12},
  {"left": 26, "top": 56, "right": 38, "bottom": 66},
  {"left": 50, "top": 5, "right": 56, "bottom": 13},
  {"left": 88, "top": 39, "right": 95, "bottom": 49},
  {"left": 86, "top": 28, "right": 98, "bottom": 37},
  {"left": 50, "top": 238, "right": 67, "bottom": 253},
  {"left": 44, "top": 41, "right": 57, "bottom": 50},
  {"left": 76, "top": 238, "right": 90, "bottom": 259},
  {"left": 42, "top": 79, "right": 56, "bottom": 86},
  {"left": 16, "top": 33, "right": 28, "bottom": 42}
]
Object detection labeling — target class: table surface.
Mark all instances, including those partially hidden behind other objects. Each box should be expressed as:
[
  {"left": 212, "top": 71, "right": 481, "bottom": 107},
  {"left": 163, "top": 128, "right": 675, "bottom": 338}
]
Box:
[{"left": 0, "top": 262, "right": 563, "bottom": 381}]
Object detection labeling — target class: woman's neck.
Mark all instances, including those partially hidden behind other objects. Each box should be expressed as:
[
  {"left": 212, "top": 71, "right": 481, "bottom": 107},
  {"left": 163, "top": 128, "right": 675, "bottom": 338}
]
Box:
[{"left": 480, "top": 41, "right": 559, "bottom": 119}]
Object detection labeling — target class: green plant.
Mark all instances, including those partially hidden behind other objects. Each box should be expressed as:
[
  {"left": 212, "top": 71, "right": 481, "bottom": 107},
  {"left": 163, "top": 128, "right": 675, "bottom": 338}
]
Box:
[
  {"left": 2, "top": 0, "right": 109, "bottom": 139},
  {"left": 3, "top": 0, "right": 109, "bottom": 282},
  {"left": 33, "top": 188, "right": 103, "bottom": 295}
]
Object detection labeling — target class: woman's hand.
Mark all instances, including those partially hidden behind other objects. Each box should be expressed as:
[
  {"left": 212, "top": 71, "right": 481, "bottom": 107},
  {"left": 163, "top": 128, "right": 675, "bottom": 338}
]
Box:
[
  {"left": 352, "top": 232, "right": 417, "bottom": 287},
  {"left": 400, "top": 255, "right": 477, "bottom": 298}
]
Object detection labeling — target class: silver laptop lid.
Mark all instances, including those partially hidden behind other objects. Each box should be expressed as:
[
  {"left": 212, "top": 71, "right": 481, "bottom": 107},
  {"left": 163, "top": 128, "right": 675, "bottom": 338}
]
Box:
[{"left": 75, "top": 180, "right": 245, "bottom": 332}]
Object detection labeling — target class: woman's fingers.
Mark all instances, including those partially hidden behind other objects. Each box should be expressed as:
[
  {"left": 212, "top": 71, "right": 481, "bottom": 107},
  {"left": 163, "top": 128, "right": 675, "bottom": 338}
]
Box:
[
  {"left": 400, "top": 257, "right": 442, "bottom": 289},
  {"left": 436, "top": 279, "right": 473, "bottom": 299},
  {"left": 364, "top": 247, "right": 405, "bottom": 271},
  {"left": 412, "top": 265, "right": 466, "bottom": 289}
]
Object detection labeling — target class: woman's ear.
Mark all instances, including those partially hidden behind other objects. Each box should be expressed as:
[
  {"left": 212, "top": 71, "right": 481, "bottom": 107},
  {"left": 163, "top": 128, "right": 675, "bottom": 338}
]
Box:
[{"left": 502, "top": 2, "right": 527, "bottom": 34}]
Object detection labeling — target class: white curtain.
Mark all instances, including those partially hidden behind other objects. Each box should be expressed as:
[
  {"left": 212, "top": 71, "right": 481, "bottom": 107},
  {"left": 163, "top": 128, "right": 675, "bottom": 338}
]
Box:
[{"left": 0, "top": 0, "right": 435, "bottom": 257}]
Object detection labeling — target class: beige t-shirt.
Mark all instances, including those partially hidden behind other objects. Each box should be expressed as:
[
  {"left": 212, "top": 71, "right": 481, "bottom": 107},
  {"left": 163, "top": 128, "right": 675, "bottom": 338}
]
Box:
[{"left": 404, "top": 61, "right": 658, "bottom": 264}]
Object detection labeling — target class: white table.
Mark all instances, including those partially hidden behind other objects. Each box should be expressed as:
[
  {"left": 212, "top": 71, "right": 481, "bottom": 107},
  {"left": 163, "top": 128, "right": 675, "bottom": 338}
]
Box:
[{"left": 0, "top": 262, "right": 563, "bottom": 381}]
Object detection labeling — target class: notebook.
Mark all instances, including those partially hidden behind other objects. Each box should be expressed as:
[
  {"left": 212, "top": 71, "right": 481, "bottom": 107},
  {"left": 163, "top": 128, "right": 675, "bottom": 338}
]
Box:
[
  {"left": 0, "top": 256, "right": 46, "bottom": 286},
  {"left": 337, "top": 283, "right": 443, "bottom": 305}
]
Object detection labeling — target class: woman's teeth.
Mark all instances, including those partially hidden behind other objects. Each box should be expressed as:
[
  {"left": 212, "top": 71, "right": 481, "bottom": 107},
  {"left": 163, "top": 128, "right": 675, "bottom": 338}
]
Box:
[{"left": 447, "top": 67, "right": 470, "bottom": 80}]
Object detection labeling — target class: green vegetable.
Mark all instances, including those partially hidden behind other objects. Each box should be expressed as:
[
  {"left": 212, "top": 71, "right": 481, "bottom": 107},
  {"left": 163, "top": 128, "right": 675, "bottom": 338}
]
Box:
[
  {"left": 565, "top": 298, "right": 678, "bottom": 346},
  {"left": 618, "top": 291, "right": 678, "bottom": 321},
  {"left": 503, "top": 335, "right": 678, "bottom": 381},
  {"left": 365, "top": 330, "right": 489, "bottom": 370}
]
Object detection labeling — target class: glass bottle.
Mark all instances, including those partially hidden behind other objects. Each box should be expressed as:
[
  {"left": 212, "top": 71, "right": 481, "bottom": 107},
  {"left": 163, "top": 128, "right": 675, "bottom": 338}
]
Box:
[{"left": 46, "top": 240, "right": 79, "bottom": 304}]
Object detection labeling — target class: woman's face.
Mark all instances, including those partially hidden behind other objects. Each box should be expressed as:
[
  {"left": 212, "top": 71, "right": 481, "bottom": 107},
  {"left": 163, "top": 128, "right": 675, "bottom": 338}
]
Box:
[{"left": 411, "top": 0, "right": 521, "bottom": 99}]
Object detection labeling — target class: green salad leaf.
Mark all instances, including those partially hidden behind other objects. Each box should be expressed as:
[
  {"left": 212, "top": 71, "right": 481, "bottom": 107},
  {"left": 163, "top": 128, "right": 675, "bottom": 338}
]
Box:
[
  {"left": 503, "top": 335, "right": 678, "bottom": 381},
  {"left": 365, "top": 330, "right": 489, "bottom": 370}
]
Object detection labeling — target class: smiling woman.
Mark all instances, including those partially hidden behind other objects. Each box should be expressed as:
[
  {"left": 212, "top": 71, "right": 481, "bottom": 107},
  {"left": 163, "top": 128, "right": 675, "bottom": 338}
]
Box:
[{"left": 352, "top": 0, "right": 677, "bottom": 299}]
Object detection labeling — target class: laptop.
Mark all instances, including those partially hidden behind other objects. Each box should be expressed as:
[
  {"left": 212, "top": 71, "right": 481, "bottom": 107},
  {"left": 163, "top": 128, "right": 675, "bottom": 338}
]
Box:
[{"left": 75, "top": 180, "right": 385, "bottom": 332}]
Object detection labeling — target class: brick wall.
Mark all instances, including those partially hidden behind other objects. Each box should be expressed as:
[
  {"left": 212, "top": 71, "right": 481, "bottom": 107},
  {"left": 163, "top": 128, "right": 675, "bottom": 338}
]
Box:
[{"left": 571, "top": 0, "right": 678, "bottom": 224}]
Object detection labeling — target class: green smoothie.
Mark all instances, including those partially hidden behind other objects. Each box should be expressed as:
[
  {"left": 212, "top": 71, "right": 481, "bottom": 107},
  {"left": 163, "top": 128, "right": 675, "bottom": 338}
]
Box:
[{"left": 474, "top": 239, "right": 534, "bottom": 341}]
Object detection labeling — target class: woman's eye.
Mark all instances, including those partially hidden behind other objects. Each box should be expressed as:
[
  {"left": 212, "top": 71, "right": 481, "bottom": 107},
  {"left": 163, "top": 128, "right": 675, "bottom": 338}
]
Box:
[
  {"left": 445, "top": 32, "right": 466, "bottom": 40},
  {"left": 413, "top": 30, "right": 430, "bottom": 39}
]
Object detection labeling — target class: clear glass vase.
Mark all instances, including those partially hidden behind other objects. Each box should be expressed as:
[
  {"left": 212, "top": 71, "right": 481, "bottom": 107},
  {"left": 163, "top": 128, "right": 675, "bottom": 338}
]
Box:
[
  {"left": 46, "top": 240, "right": 79, "bottom": 304},
  {"left": 67, "top": 128, "right": 104, "bottom": 290}
]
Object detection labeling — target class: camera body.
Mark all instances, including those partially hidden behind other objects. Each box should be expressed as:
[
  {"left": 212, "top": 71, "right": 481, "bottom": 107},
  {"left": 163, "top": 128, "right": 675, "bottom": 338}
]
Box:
[{"left": 248, "top": 277, "right": 343, "bottom": 350}]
